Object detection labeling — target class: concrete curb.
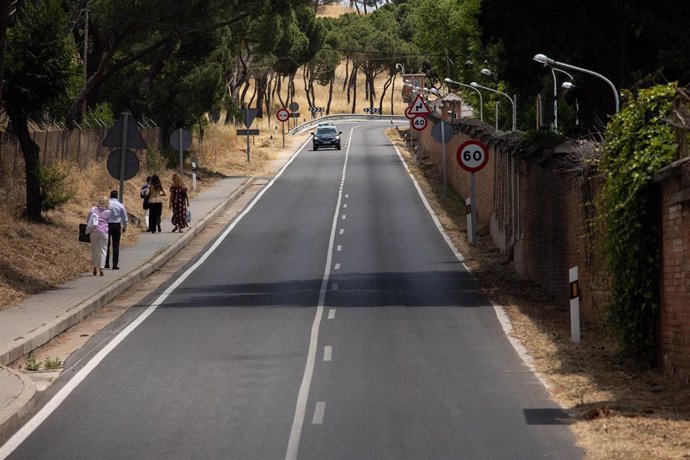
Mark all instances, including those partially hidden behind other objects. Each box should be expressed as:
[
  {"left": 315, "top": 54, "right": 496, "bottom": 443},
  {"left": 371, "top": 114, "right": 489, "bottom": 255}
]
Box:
[
  {"left": 0, "top": 367, "right": 36, "bottom": 446},
  {"left": 0, "top": 178, "right": 256, "bottom": 444}
]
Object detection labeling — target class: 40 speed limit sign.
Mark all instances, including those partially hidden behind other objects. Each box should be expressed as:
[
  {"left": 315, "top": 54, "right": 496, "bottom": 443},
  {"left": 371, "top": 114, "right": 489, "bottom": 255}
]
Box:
[
  {"left": 457, "top": 139, "right": 489, "bottom": 172},
  {"left": 411, "top": 115, "right": 428, "bottom": 131}
]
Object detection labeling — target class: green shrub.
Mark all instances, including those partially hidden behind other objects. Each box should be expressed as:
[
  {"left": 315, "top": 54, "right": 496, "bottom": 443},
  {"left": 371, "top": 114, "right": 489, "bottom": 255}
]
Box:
[
  {"left": 38, "top": 160, "right": 77, "bottom": 212},
  {"left": 599, "top": 84, "right": 678, "bottom": 363},
  {"left": 25, "top": 353, "right": 40, "bottom": 371}
]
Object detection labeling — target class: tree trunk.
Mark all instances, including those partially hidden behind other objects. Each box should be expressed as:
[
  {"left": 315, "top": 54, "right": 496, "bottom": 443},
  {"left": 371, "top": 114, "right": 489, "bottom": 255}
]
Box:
[
  {"left": 326, "top": 77, "right": 334, "bottom": 114},
  {"left": 276, "top": 76, "right": 286, "bottom": 107},
  {"left": 303, "top": 68, "right": 313, "bottom": 114},
  {"left": 369, "top": 69, "right": 377, "bottom": 109},
  {"left": 350, "top": 68, "right": 358, "bottom": 114},
  {"left": 379, "top": 74, "right": 393, "bottom": 114},
  {"left": 255, "top": 73, "right": 268, "bottom": 118},
  {"left": 248, "top": 80, "right": 258, "bottom": 108},
  {"left": 347, "top": 64, "right": 358, "bottom": 105},
  {"left": 8, "top": 109, "right": 43, "bottom": 221},
  {"left": 0, "top": 0, "right": 9, "bottom": 103},
  {"left": 240, "top": 80, "right": 251, "bottom": 107},
  {"left": 342, "top": 59, "right": 349, "bottom": 93}
]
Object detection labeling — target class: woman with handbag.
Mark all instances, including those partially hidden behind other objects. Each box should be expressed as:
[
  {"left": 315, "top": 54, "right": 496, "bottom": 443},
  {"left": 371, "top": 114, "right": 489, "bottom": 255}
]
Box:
[
  {"left": 86, "top": 196, "right": 111, "bottom": 276},
  {"left": 169, "top": 173, "right": 190, "bottom": 233},
  {"left": 146, "top": 175, "right": 166, "bottom": 233}
]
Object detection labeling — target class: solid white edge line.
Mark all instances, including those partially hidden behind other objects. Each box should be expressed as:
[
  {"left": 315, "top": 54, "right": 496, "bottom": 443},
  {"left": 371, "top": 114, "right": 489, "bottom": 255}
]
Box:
[
  {"left": 0, "top": 136, "right": 314, "bottom": 460},
  {"left": 284, "top": 128, "right": 354, "bottom": 460},
  {"left": 389, "top": 143, "right": 551, "bottom": 391}
]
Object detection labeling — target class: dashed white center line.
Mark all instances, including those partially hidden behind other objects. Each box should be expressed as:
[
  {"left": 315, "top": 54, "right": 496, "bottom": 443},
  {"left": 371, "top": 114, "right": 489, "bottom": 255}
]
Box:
[
  {"left": 345, "top": 194, "right": 349, "bottom": 198},
  {"left": 328, "top": 309, "right": 336, "bottom": 319},
  {"left": 343, "top": 203, "right": 348, "bottom": 208},
  {"left": 341, "top": 214, "right": 346, "bottom": 220},
  {"left": 332, "top": 282, "right": 338, "bottom": 291},
  {"left": 312, "top": 402, "right": 326, "bottom": 425},
  {"left": 337, "top": 245, "right": 342, "bottom": 252},
  {"left": 339, "top": 229, "right": 344, "bottom": 235},
  {"left": 323, "top": 346, "right": 332, "bottom": 362},
  {"left": 334, "top": 263, "right": 341, "bottom": 270}
]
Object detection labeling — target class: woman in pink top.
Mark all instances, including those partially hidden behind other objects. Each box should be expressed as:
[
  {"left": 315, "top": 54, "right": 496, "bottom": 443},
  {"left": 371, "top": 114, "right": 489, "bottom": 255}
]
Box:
[{"left": 86, "top": 196, "right": 111, "bottom": 276}]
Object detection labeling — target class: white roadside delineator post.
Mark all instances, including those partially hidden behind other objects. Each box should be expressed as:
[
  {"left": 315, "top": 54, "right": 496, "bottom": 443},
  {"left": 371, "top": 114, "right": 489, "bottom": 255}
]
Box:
[
  {"left": 465, "top": 197, "right": 474, "bottom": 245},
  {"left": 569, "top": 266, "right": 580, "bottom": 343}
]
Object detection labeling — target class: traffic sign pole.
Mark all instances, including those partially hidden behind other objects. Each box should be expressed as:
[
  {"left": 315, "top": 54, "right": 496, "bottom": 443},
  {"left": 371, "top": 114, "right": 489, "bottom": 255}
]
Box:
[
  {"left": 178, "top": 129, "right": 183, "bottom": 175},
  {"left": 119, "top": 112, "right": 129, "bottom": 204},
  {"left": 466, "top": 197, "right": 474, "bottom": 245},
  {"left": 246, "top": 109, "right": 251, "bottom": 162},
  {"left": 470, "top": 173, "right": 477, "bottom": 244}
]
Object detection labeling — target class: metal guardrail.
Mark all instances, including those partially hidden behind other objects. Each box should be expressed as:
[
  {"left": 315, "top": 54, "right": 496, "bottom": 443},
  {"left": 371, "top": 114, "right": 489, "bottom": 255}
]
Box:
[{"left": 289, "top": 114, "right": 408, "bottom": 135}]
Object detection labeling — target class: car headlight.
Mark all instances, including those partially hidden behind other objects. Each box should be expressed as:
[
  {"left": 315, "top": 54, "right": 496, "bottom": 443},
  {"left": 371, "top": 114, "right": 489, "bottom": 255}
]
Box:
[{"left": 335, "top": 136, "right": 340, "bottom": 140}]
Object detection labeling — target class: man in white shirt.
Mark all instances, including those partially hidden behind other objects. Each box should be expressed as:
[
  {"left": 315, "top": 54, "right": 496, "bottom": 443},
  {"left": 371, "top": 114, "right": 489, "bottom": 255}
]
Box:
[{"left": 106, "top": 190, "right": 128, "bottom": 270}]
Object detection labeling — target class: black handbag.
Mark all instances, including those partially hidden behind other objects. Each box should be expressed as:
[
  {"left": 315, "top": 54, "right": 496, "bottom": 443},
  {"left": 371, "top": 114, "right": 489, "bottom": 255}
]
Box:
[{"left": 78, "top": 224, "right": 90, "bottom": 243}]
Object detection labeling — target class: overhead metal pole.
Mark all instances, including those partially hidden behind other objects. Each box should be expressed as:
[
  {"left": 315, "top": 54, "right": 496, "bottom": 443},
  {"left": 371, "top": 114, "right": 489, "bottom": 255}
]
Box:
[
  {"left": 444, "top": 78, "right": 483, "bottom": 122},
  {"left": 534, "top": 53, "right": 619, "bottom": 113},
  {"left": 470, "top": 81, "right": 516, "bottom": 131}
]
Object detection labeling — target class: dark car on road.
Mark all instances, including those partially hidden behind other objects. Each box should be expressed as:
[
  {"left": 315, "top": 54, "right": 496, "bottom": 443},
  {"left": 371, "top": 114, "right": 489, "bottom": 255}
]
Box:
[{"left": 312, "top": 125, "right": 342, "bottom": 150}]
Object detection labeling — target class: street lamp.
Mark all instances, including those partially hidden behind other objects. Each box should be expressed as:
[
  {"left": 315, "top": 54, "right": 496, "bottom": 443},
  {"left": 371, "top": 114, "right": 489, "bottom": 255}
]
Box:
[
  {"left": 470, "top": 81, "right": 516, "bottom": 131},
  {"left": 547, "top": 67, "right": 574, "bottom": 129},
  {"left": 533, "top": 53, "right": 619, "bottom": 113},
  {"left": 444, "top": 77, "right": 483, "bottom": 122}
]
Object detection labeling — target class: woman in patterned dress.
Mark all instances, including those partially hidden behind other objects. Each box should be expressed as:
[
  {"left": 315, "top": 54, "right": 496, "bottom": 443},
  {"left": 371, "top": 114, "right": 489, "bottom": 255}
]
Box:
[{"left": 169, "top": 173, "right": 190, "bottom": 233}]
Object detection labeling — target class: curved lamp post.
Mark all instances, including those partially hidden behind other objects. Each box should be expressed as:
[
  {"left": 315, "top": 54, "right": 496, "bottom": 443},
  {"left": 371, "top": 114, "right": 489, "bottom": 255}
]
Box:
[
  {"left": 549, "top": 67, "right": 574, "bottom": 129},
  {"left": 444, "top": 77, "right": 483, "bottom": 122},
  {"left": 470, "top": 81, "right": 516, "bottom": 131},
  {"left": 533, "top": 53, "right": 619, "bottom": 113}
]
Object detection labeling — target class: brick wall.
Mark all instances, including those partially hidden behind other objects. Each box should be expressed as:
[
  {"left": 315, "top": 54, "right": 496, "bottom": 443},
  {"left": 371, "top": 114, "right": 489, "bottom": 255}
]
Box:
[
  {"left": 417, "top": 119, "right": 601, "bottom": 321},
  {"left": 656, "top": 158, "right": 690, "bottom": 381},
  {"left": 416, "top": 117, "right": 690, "bottom": 379}
]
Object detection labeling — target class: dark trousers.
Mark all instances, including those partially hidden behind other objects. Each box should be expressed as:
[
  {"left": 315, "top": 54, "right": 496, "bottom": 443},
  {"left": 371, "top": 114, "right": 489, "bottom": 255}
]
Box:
[
  {"left": 106, "top": 222, "right": 122, "bottom": 268},
  {"left": 148, "top": 202, "right": 163, "bottom": 233}
]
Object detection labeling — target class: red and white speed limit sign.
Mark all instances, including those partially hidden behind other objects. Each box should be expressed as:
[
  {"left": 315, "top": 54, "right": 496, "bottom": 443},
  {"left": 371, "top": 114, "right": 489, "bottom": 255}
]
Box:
[
  {"left": 404, "top": 106, "right": 414, "bottom": 120},
  {"left": 276, "top": 108, "right": 290, "bottom": 123},
  {"left": 457, "top": 140, "right": 489, "bottom": 172},
  {"left": 411, "top": 115, "right": 428, "bottom": 131}
]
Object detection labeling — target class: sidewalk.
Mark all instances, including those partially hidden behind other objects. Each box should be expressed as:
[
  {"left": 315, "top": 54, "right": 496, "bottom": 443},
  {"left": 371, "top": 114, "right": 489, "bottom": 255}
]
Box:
[{"left": 0, "top": 139, "right": 303, "bottom": 442}]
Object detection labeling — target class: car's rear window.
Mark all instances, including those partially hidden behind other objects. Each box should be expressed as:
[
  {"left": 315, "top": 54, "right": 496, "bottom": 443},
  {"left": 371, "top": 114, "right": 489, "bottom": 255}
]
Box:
[{"left": 317, "top": 127, "right": 337, "bottom": 135}]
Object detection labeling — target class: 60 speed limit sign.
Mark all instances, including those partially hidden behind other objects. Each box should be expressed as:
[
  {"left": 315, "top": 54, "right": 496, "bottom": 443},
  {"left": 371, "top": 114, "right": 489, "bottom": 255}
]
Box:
[{"left": 457, "top": 139, "right": 489, "bottom": 172}]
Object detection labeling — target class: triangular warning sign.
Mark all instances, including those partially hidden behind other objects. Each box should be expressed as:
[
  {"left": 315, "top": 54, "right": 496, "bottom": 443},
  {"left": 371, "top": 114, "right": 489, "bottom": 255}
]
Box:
[
  {"left": 241, "top": 108, "right": 260, "bottom": 128},
  {"left": 102, "top": 113, "right": 147, "bottom": 149},
  {"left": 408, "top": 94, "right": 431, "bottom": 116}
]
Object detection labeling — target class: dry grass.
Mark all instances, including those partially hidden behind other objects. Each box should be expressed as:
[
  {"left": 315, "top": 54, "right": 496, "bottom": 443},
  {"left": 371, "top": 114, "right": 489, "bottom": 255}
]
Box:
[
  {"left": 316, "top": 3, "right": 354, "bottom": 18},
  {"left": 386, "top": 127, "right": 690, "bottom": 459}
]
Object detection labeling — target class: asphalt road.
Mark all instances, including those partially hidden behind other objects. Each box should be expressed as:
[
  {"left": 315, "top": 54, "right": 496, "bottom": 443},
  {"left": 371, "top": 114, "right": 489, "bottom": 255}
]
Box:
[{"left": 5, "top": 122, "right": 581, "bottom": 459}]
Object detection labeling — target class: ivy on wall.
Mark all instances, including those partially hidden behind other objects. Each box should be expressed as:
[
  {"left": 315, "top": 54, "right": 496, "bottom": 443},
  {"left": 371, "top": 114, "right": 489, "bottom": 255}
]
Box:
[{"left": 599, "top": 84, "right": 678, "bottom": 363}]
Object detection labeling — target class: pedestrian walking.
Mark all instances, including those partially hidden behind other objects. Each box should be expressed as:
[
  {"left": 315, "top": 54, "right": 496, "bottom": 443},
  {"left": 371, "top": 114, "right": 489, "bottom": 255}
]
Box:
[
  {"left": 106, "top": 190, "right": 128, "bottom": 269},
  {"left": 140, "top": 176, "right": 151, "bottom": 228},
  {"left": 86, "top": 196, "right": 111, "bottom": 276},
  {"left": 169, "top": 173, "right": 190, "bottom": 233},
  {"left": 146, "top": 175, "right": 166, "bottom": 233}
]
